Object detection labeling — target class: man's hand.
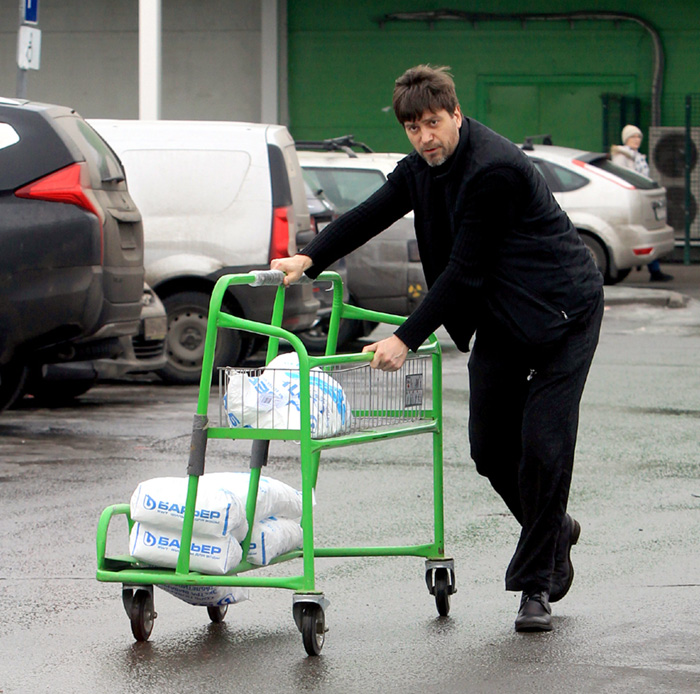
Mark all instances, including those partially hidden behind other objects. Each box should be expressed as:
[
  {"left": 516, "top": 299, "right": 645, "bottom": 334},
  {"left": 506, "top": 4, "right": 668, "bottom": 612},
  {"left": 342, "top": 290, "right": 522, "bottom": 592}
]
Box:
[
  {"left": 270, "top": 254, "right": 313, "bottom": 286},
  {"left": 362, "top": 334, "right": 409, "bottom": 371}
]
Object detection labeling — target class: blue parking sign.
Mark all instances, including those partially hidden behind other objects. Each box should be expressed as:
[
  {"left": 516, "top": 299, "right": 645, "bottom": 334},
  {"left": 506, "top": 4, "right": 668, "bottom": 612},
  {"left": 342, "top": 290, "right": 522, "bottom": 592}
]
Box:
[{"left": 24, "top": 0, "right": 38, "bottom": 24}]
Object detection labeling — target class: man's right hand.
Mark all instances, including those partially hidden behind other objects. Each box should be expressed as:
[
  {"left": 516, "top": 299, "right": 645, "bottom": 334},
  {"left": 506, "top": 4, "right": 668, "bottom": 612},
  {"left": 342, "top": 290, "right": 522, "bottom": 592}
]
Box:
[{"left": 270, "top": 254, "right": 313, "bottom": 286}]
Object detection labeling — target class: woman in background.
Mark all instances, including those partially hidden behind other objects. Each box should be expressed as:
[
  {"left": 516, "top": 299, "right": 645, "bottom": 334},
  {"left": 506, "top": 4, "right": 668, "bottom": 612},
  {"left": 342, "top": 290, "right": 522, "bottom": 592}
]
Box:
[{"left": 611, "top": 124, "right": 673, "bottom": 282}]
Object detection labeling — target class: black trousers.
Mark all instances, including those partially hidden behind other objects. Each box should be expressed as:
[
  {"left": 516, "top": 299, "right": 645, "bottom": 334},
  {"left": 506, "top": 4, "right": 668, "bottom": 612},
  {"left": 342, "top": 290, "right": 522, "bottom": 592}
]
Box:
[{"left": 468, "top": 292, "right": 604, "bottom": 593}]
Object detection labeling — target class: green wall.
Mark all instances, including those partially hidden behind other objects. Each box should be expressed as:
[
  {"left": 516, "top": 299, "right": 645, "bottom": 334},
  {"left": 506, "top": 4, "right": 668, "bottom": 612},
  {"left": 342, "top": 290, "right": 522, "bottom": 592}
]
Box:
[{"left": 287, "top": 1, "right": 700, "bottom": 155}]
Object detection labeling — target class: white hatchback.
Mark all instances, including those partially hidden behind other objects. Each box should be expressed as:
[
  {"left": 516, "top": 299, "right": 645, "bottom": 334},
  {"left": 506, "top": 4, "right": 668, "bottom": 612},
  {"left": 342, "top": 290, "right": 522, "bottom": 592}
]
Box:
[
  {"left": 522, "top": 142, "right": 675, "bottom": 284},
  {"left": 299, "top": 137, "right": 674, "bottom": 304}
]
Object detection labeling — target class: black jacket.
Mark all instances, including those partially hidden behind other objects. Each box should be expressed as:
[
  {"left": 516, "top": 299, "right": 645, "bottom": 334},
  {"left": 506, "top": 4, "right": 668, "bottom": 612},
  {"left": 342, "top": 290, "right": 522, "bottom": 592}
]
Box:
[{"left": 303, "top": 118, "right": 603, "bottom": 351}]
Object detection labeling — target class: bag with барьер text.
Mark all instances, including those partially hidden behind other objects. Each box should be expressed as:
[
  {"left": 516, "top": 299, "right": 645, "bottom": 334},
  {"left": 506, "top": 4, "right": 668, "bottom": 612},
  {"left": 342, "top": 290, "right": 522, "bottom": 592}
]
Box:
[{"left": 224, "top": 352, "right": 352, "bottom": 438}]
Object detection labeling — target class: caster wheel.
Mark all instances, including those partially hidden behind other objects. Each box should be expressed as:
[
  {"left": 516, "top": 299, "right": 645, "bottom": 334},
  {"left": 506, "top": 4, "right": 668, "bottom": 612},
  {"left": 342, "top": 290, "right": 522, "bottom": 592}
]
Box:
[
  {"left": 434, "top": 567, "right": 451, "bottom": 617},
  {"left": 300, "top": 604, "right": 325, "bottom": 656},
  {"left": 130, "top": 589, "right": 157, "bottom": 641},
  {"left": 207, "top": 604, "right": 228, "bottom": 623}
]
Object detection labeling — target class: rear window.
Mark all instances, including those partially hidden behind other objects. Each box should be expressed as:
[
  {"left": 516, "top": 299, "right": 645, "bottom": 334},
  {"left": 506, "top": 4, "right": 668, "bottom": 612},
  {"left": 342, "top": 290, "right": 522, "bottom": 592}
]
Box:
[
  {"left": 588, "top": 159, "right": 660, "bottom": 190},
  {"left": 0, "top": 123, "right": 19, "bottom": 150},
  {"left": 531, "top": 159, "right": 589, "bottom": 193},
  {"left": 301, "top": 167, "right": 386, "bottom": 214},
  {"left": 56, "top": 115, "right": 125, "bottom": 186}
]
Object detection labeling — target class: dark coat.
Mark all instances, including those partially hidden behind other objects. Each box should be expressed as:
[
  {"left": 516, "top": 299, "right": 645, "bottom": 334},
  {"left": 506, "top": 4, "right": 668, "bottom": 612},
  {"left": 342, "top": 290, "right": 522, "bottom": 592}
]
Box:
[{"left": 304, "top": 118, "right": 603, "bottom": 352}]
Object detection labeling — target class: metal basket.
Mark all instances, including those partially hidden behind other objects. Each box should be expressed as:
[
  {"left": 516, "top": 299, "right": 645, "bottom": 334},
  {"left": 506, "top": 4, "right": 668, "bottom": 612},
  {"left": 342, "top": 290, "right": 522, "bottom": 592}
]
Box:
[{"left": 219, "top": 354, "right": 432, "bottom": 437}]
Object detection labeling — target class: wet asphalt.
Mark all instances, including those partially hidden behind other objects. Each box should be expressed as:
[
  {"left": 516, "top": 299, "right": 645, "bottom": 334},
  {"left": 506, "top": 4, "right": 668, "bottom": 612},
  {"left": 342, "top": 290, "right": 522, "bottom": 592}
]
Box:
[{"left": 1, "top": 264, "right": 700, "bottom": 693}]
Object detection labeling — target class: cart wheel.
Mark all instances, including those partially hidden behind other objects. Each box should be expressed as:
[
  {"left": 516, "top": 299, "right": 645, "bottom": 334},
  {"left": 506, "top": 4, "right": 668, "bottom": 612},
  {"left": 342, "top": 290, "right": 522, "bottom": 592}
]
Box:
[
  {"left": 300, "top": 604, "right": 325, "bottom": 656},
  {"left": 207, "top": 604, "right": 228, "bottom": 623},
  {"left": 434, "top": 568, "right": 451, "bottom": 617},
  {"left": 130, "top": 589, "right": 157, "bottom": 641}
]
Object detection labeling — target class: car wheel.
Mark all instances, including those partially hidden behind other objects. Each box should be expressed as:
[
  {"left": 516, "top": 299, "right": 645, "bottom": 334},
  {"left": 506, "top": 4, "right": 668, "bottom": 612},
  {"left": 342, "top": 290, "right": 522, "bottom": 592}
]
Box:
[
  {"left": 157, "top": 291, "right": 244, "bottom": 385},
  {"left": 299, "top": 308, "right": 364, "bottom": 354},
  {"left": 612, "top": 268, "right": 631, "bottom": 284},
  {"left": 0, "top": 360, "right": 28, "bottom": 412},
  {"left": 581, "top": 234, "right": 611, "bottom": 284}
]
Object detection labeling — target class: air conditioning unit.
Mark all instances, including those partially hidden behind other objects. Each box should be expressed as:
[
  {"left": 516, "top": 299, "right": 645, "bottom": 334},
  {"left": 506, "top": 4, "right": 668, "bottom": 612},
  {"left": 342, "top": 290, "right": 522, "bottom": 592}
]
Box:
[{"left": 648, "top": 126, "right": 700, "bottom": 240}]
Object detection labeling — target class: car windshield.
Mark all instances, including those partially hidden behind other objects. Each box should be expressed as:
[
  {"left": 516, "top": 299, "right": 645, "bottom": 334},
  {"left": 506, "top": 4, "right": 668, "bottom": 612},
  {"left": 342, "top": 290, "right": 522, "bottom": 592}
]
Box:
[
  {"left": 588, "top": 158, "right": 660, "bottom": 190},
  {"left": 301, "top": 167, "right": 386, "bottom": 214}
]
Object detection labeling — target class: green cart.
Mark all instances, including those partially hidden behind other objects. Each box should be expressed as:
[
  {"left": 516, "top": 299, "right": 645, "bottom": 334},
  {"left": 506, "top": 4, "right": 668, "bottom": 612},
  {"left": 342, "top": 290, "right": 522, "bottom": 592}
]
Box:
[{"left": 95, "top": 271, "right": 455, "bottom": 655}]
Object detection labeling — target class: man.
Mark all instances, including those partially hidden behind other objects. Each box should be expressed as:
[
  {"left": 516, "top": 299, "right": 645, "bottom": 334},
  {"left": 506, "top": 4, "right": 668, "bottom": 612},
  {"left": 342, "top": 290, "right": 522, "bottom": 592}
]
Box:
[{"left": 272, "top": 65, "right": 604, "bottom": 632}]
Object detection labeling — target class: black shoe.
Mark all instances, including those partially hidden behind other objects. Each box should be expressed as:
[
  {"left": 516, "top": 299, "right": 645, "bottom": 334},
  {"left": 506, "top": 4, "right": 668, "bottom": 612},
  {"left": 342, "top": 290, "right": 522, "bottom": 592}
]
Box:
[
  {"left": 649, "top": 271, "right": 674, "bottom": 282},
  {"left": 514, "top": 591, "right": 552, "bottom": 632},
  {"left": 549, "top": 515, "right": 581, "bottom": 603}
]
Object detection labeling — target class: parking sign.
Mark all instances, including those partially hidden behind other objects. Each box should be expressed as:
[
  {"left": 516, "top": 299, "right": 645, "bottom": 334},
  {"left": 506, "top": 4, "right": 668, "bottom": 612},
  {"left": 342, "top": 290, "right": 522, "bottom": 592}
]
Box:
[
  {"left": 17, "top": 26, "right": 41, "bottom": 70},
  {"left": 24, "top": 0, "right": 38, "bottom": 25}
]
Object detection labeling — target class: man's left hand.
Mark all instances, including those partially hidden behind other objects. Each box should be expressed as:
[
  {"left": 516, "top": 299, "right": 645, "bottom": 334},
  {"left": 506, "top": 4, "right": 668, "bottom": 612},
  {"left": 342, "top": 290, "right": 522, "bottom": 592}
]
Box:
[{"left": 362, "top": 335, "right": 409, "bottom": 371}]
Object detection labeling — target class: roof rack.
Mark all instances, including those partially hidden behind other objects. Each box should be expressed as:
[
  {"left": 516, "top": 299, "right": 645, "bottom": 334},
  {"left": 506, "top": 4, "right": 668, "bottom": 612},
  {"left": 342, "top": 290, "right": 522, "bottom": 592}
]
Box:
[
  {"left": 295, "top": 135, "right": 374, "bottom": 158},
  {"left": 521, "top": 134, "right": 553, "bottom": 151}
]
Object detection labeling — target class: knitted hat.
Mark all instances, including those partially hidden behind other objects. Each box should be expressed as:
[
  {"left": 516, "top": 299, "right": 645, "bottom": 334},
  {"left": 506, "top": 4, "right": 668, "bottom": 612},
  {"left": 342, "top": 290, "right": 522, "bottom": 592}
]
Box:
[{"left": 621, "top": 124, "right": 643, "bottom": 145}]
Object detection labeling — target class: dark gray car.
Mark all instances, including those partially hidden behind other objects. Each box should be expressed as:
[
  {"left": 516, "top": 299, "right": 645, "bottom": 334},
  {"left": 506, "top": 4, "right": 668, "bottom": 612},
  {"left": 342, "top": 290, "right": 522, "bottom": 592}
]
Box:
[
  {"left": 0, "top": 97, "right": 145, "bottom": 409},
  {"left": 297, "top": 139, "right": 425, "bottom": 346}
]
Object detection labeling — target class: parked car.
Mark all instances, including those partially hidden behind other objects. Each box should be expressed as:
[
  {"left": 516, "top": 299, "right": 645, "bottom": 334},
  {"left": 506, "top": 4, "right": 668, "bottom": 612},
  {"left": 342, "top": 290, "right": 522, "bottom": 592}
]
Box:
[
  {"left": 0, "top": 97, "right": 145, "bottom": 411},
  {"left": 520, "top": 137, "right": 675, "bottom": 284},
  {"left": 297, "top": 183, "right": 353, "bottom": 351},
  {"left": 20, "top": 283, "right": 167, "bottom": 404},
  {"left": 88, "top": 118, "right": 320, "bottom": 384},
  {"left": 296, "top": 137, "right": 426, "bottom": 346}
]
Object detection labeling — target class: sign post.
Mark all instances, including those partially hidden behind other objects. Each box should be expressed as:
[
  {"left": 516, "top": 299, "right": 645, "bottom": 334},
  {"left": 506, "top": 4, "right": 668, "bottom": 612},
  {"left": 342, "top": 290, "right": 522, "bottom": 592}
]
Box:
[{"left": 16, "top": 0, "right": 41, "bottom": 98}]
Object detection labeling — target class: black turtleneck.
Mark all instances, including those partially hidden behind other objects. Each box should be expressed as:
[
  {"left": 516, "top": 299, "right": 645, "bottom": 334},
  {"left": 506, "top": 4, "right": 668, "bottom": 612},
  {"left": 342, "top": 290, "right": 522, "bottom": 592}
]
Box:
[{"left": 302, "top": 118, "right": 602, "bottom": 352}]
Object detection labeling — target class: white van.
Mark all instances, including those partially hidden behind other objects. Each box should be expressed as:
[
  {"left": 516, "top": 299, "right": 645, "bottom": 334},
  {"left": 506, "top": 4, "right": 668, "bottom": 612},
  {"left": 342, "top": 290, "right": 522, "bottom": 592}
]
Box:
[{"left": 88, "top": 119, "right": 319, "bottom": 384}]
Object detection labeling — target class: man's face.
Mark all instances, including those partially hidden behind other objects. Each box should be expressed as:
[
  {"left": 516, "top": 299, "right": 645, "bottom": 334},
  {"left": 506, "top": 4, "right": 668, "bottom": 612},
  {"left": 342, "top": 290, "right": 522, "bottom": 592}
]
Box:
[{"left": 404, "top": 107, "right": 463, "bottom": 167}]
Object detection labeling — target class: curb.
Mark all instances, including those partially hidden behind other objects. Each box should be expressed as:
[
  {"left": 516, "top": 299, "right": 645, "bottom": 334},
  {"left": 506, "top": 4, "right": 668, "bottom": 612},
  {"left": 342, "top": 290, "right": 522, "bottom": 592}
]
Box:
[{"left": 603, "top": 287, "right": 690, "bottom": 309}]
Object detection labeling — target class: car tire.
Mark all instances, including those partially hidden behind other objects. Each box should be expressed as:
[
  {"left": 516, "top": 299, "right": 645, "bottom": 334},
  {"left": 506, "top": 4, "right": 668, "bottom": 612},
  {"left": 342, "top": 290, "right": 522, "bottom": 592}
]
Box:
[
  {"left": 298, "top": 306, "right": 365, "bottom": 354},
  {"left": 157, "top": 291, "right": 244, "bottom": 385},
  {"left": 580, "top": 234, "right": 612, "bottom": 284},
  {"left": 0, "top": 360, "right": 28, "bottom": 412},
  {"left": 612, "top": 268, "right": 631, "bottom": 284}
]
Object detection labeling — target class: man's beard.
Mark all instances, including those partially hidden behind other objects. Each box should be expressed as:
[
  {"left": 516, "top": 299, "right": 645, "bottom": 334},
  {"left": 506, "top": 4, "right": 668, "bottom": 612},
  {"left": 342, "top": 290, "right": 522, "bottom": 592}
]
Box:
[{"left": 425, "top": 153, "right": 449, "bottom": 167}]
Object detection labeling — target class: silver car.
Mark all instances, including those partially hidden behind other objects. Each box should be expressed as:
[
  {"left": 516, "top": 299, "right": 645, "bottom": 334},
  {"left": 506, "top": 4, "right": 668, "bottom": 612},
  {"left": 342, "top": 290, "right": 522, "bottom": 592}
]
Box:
[
  {"left": 522, "top": 141, "right": 675, "bottom": 284},
  {"left": 297, "top": 136, "right": 674, "bottom": 350},
  {"left": 297, "top": 143, "right": 425, "bottom": 346}
]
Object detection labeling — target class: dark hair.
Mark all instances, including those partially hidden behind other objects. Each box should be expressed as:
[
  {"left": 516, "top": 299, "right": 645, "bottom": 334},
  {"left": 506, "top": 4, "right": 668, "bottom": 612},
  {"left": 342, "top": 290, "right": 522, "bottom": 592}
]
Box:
[{"left": 392, "top": 65, "right": 459, "bottom": 124}]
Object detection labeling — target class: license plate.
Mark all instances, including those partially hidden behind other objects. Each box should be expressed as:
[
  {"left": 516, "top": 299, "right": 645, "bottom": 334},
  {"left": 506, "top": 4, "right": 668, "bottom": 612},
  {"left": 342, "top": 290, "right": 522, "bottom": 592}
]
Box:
[
  {"left": 652, "top": 202, "right": 666, "bottom": 222},
  {"left": 143, "top": 316, "right": 167, "bottom": 341}
]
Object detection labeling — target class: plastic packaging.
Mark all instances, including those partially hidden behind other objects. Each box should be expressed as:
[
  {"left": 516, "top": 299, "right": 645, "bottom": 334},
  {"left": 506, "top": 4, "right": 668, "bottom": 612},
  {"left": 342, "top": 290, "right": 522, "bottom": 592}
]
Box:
[
  {"left": 158, "top": 583, "right": 250, "bottom": 607},
  {"left": 247, "top": 516, "right": 304, "bottom": 566},
  {"left": 224, "top": 352, "right": 352, "bottom": 438},
  {"left": 204, "top": 471, "right": 304, "bottom": 522},
  {"left": 130, "top": 476, "right": 248, "bottom": 541},
  {"left": 129, "top": 522, "right": 243, "bottom": 575}
]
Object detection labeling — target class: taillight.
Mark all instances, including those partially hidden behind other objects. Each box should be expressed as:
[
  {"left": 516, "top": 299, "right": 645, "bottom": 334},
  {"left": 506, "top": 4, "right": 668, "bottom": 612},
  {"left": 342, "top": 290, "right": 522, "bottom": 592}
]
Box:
[
  {"left": 269, "top": 205, "right": 292, "bottom": 260},
  {"left": 15, "top": 162, "right": 104, "bottom": 261}
]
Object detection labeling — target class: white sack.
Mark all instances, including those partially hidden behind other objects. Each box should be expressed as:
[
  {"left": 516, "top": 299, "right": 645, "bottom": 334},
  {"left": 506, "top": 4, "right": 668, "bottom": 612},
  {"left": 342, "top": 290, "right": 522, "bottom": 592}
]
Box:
[
  {"left": 158, "top": 583, "right": 249, "bottom": 607},
  {"left": 130, "top": 476, "right": 248, "bottom": 541},
  {"left": 246, "top": 516, "right": 304, "bottom": 566},
  {"left": 224, "top": 352, "right": 352, "bottom": 438},
  {"left": 204, "top": 471, "right": 304, "bottom": 522},
  {"left": 129, "top": 522, "right": 243, "bottom": 575}
]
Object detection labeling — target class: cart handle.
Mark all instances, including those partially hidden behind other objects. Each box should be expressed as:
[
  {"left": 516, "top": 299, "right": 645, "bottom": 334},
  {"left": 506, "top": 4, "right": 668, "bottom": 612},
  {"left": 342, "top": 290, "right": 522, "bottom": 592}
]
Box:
[{"left": 249, "top": 269, "right": 313, "bottom": 287}]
